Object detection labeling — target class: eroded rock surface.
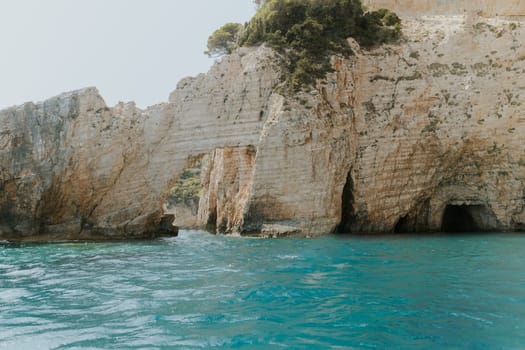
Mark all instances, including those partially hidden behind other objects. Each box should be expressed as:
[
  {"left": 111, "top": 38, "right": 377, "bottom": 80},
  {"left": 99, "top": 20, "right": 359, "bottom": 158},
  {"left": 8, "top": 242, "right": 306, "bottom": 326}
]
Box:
[
  {"left": 0, "top": 47, "right": 281, "bottom": 240},
  {"left": 362, "top": 0, "right": 525, "bottom": 18},
  {"left": 0, "top": 11, "right": 524, "bottom": 240}
]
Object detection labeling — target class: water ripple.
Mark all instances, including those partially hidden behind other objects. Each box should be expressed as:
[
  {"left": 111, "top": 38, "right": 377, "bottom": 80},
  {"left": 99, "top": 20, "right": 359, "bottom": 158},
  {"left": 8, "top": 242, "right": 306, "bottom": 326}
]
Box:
[{"left": 1, "top": 232, "right": 525, "bottom": 348}]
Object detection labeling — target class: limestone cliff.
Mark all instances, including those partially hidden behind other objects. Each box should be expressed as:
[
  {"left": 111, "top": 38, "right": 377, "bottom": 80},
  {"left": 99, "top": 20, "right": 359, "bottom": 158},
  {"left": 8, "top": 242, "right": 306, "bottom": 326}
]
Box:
[
  {"left": 362, "top": 0, "right": 525, "bottom": 18},
  {"left": 0, "top": 9, "right": 524, "bottom": 240},
  {"left": 0, "top": 47, "right": 281, "bottom": 240}
]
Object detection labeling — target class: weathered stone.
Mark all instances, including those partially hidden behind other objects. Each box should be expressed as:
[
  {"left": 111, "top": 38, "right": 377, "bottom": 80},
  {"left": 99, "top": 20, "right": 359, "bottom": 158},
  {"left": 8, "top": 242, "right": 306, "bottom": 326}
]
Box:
[
  {"left": 0, "top": 46, "right": 281, "bottom": 240},
  {"left": 362, "top": 0, "right": 525, "bottom": 18},
  {"left": 0, "top": 9, "right": 524, "bottom": 240}
]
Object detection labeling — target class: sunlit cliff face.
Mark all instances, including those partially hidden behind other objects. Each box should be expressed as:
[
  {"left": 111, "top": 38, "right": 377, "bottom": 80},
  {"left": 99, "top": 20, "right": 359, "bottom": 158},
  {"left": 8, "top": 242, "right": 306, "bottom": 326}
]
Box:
[
  {"left": 0, "top": 7, "right": 524, "bottom": 239},
  {"left": 362, "top": 0, "right": 525, "bottom": 17}
]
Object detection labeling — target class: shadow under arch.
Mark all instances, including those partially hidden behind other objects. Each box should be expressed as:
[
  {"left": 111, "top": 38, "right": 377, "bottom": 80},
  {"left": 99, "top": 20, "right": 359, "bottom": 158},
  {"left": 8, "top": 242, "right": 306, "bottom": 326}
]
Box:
[{"left": 441, "top": 204, "right": 499, "bottom": 233}]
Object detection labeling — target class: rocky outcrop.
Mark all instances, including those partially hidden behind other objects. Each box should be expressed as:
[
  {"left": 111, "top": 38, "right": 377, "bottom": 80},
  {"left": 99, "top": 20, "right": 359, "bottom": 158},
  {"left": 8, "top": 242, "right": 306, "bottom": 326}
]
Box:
[
  {"left": 334, "top": 15, "right": 525, "bottom": 234},
  {"left": 0, "top": 46, "right": 281, "bottom": 240},
  {"left": 197, "top": 146, "right": 257, "bottom": 233},
  {"left": 0, "top": 10, "right": 524, "bottom": 240}
]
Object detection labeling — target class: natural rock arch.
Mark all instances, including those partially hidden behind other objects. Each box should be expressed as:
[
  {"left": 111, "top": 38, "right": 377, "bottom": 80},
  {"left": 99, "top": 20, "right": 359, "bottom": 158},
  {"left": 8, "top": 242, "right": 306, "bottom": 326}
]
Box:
[{"left": 1, "top": 15, "right": 525, "bottom": 240}]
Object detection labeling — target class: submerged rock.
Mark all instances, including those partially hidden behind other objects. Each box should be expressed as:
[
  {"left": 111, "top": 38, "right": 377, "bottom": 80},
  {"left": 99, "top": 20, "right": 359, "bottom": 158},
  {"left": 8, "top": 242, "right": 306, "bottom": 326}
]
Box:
[{"left": 0, "top": 6, "right": 524, "bottom": 239}]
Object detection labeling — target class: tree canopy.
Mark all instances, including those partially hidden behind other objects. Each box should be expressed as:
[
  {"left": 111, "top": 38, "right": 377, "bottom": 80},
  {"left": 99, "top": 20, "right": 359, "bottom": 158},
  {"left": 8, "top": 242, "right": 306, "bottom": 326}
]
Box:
[
  {"left": 207, "top": 0, "right": 401, "bottom": 89},
  {"left": 205, "top": 22, "right": 243, "bottom": 57}
]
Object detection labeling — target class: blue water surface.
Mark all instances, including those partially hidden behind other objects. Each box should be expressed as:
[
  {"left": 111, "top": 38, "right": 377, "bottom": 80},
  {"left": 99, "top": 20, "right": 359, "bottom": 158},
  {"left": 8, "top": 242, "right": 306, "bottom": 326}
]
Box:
[{"left": 1, "top": 230, "right": 524, "bottom": 349}]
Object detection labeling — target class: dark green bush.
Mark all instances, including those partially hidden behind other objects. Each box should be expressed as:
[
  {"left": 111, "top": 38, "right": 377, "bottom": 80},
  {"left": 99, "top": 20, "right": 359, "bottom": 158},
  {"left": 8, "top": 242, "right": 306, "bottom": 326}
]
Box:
[
  {"left": 208, "top": 0, "right": 401, "bottom": 89},
  {"left": 206, "top": 22, "right": 243, "bottom": 57}
]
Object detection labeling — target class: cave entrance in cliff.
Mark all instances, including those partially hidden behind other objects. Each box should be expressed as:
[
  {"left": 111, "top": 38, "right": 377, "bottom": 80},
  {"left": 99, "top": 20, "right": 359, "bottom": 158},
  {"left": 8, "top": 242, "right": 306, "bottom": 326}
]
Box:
[
  {"left": 394, "top": 216, "right": 410, "bottom": 233},
  {"left": 440, "top": 204, "right": 498, "bottom": 233},
  {"left": 336, "top": 169, "right": 355, "bottom": 234},
  {"left": 164, "top": 155, "right": 208, "bottom": 229}
]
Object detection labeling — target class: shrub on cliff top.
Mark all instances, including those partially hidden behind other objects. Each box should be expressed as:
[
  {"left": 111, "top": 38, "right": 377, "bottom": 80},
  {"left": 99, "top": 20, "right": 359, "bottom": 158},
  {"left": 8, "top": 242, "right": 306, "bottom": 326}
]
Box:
[
  {"left": 206, "top": 0, "right": 401, "bottom": 90},
  {"left": 206, "top": 22, "right": 244, "bottom": 57}
]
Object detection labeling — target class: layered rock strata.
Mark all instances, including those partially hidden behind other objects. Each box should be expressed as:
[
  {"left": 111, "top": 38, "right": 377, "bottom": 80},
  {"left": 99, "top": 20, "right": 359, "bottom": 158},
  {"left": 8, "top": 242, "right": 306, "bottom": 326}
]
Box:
[
  {"left": 0, "top": 12, "right": 524, "bottom": 240},
  {"left": 0, "top": 47, "right": 281, "bottom": 240},
  {"left": 362, "top": 0, "right": 525, "bottom": 18}
]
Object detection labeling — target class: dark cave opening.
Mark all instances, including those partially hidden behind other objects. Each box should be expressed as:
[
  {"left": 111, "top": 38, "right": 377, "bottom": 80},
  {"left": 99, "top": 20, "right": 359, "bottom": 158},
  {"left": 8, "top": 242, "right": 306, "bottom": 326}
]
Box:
[
  {"left": 394, "top": 215, "right": 409, "bottom": 233},
  {"left": 206, "top": 208, "right": 217, "bottom": 233},
  {"left": 441, "top": 204, "right": 498, "bottom": 233},
  {"left": 441, "top": 205, "right": 477, "bottom": 232},
  {"left": 336, "top": 169, "right": 355, "bottom": 233}
]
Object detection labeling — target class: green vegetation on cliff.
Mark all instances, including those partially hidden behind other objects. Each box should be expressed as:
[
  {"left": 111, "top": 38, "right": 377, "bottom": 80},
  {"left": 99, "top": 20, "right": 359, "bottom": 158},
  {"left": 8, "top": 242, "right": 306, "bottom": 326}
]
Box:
[
  {"left": 206, "top": 0, "right": 401, "bottom": 89},
  {"left": 206, "top": 23, "right": 244, "bottom": 57},
  {"left": 166, "top": 162, "right": 203, "bottom": 210}
]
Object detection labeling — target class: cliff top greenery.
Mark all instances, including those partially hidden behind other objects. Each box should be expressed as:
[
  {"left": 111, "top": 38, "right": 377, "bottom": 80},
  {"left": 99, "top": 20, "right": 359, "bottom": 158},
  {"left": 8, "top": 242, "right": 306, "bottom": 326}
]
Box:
[{"left": 206, "top": 0, "right": 401, "bottom": 90}]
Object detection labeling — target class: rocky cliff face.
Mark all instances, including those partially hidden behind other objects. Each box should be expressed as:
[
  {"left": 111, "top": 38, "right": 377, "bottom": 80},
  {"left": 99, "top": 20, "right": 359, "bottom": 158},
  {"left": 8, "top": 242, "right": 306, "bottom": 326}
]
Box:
[
  {"left": 1, "top": 11, "right": 524, "bottom": 240},
  {"left": 362, "top": 0, "right": 525, "bottom": 18},
  {"left": 334, "top": 16, "right": 525, "bottom": 234},
  {"left": 0, "top": 47, "right": 281, "bottom": 240}
]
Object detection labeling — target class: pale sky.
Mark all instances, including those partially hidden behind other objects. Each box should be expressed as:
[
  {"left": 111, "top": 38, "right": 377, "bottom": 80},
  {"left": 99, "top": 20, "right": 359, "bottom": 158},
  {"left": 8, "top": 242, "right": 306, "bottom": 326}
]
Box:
[{"left": 0, "top": 1, "right": 256, "bottom": 110}]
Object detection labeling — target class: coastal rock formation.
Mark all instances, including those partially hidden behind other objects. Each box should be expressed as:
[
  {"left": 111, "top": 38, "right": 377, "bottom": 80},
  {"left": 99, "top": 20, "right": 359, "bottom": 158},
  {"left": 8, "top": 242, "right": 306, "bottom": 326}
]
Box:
[
  {"left": 333, "top": 16, "right": 525, "bottom": 234},
  {"left": 0, "top": 47, "right": 281, "bottom": 240},
  {"left": 0, "top": 7, "right": 524, "bottom": 240}
]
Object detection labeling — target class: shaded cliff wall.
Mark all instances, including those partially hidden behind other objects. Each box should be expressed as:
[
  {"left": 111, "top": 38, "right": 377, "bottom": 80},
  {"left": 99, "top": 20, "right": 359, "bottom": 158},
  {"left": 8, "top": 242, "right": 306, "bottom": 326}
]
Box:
[{"left": 197, "top": 146, "right": 256, "bottom": 233}]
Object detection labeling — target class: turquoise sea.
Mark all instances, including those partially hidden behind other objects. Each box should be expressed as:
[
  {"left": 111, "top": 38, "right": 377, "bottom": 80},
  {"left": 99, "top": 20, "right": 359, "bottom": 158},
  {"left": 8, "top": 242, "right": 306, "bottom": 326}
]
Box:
[{"left": 1, "top": 230, "right": 524, "bottom": 349}]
